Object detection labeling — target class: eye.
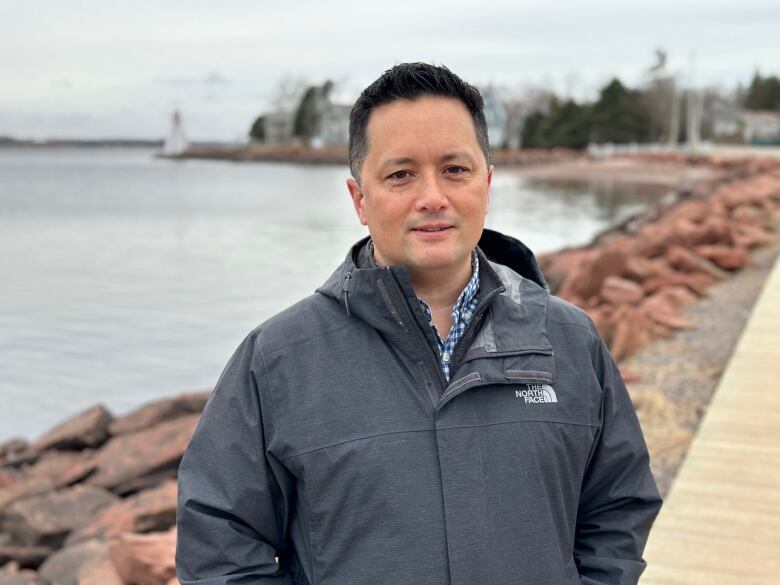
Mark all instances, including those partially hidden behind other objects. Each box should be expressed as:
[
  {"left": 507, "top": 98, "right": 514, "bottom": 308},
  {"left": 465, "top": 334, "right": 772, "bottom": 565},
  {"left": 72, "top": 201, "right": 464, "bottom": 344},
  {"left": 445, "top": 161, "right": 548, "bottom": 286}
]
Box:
[
  {"left": 388, "top": 170, "right": 412, "bottom": 180},
  {"left": 445, "top": 165, "right": 467, "bottom": 175}
]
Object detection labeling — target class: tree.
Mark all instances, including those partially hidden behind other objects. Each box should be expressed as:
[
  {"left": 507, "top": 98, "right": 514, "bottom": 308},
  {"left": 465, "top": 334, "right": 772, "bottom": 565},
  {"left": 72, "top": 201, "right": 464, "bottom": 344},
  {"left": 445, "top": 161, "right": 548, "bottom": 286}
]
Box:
[
  {"left": 293, "top": 80, "right": 334, "bottom": 145},
  {"left": 743, "top": 72, "right": 780, "bottom": 111},
  {"left": 249, "top": 115, "right": 266, "bottom": 142},
  {"left": 520, "top": 111, "right": 546, "bottom": 148},
  {"left": 591, "top": 78, "right": 652, "bottom": 144},
  {"left": 537, "top": 99, "right": 593, "bottom": 149}
]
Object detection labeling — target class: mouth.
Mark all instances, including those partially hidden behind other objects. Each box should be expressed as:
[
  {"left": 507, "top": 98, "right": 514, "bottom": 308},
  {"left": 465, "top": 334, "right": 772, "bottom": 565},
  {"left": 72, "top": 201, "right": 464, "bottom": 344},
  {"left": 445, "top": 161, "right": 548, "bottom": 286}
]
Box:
[{"left": 411, "top": 224, "right": 453, "bottom": 233}]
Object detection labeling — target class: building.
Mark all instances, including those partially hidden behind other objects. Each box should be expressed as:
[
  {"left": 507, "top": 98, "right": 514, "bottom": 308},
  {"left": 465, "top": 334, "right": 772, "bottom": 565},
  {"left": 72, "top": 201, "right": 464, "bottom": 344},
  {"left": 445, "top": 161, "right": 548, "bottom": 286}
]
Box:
[
  {"left": 742, "top": 111, "right": 780, "bottom": 145},
  {"left": 480, "top": 85, "right": 508, "bottom": 148}
]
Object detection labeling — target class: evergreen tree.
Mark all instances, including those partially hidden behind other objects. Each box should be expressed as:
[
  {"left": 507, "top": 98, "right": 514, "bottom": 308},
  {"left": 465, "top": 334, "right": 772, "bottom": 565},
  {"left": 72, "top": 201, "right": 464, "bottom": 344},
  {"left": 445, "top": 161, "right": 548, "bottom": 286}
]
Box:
[
  {"left": 591, "top": 78, "right": 652, "bottom": 144},
  {"left": 249, "top": 115, "right": 266, "bottom": 142},
  {"left": 744, "top": 72, "right": 780, "bottom": 111}
]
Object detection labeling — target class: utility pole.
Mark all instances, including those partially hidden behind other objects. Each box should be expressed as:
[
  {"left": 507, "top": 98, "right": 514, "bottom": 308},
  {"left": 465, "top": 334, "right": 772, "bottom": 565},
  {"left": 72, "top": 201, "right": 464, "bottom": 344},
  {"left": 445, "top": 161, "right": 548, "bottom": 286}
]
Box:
[{"left": 669, "top": 76, "right": 680, "bottom": 149}]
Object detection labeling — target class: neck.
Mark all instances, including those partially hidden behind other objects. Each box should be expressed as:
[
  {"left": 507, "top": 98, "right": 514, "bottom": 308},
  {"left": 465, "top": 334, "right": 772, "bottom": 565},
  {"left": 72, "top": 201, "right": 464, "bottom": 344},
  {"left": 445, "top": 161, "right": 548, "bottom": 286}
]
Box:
[{"left": 408, "top": 260, "right": 473, "bottom": 312}]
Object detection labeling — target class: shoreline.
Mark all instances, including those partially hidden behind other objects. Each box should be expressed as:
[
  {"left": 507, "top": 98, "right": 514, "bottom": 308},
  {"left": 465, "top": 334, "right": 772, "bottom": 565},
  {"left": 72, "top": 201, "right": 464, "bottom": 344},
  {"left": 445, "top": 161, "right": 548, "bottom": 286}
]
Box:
[{"left": 2, "top": 153, "right": 779, "bottom": 582}]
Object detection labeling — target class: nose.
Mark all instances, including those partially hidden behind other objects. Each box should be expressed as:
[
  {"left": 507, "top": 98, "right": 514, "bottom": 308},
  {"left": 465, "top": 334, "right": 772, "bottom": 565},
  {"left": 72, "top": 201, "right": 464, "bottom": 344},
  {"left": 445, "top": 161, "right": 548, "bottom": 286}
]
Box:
[{"left": 414, "top": 174, "right": 449, "bottom": 214}]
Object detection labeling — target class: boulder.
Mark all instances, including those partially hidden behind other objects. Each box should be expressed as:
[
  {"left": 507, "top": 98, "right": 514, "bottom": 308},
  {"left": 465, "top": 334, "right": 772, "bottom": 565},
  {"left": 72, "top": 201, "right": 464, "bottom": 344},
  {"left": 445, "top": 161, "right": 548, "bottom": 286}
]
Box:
[
  {"left": 665, "top": 246, "right": 728, "bottom": 280},
  {"left": 87, "top": 415, "right": 199, "bottom": 495},
  {"left": 2, "top": 485, "right": 118, "bottom": 548},
  {"left": 66, "top": 480, "right": 177, "bottom": 546},
  {"left": 109, "top": 528, "right": 176, "bottom": 585},
  {"left": 23, "top": 450, "right": 96, "bottom": 486},
  {"left": 693, "top": 245, "right": 751, "bottom": 271},
  {"left": 77, "top": 557, "right": 123, "bottom": 585},
  {"left": 599, "top": 276, "right": 644, "bottom": 306},
  {"left": 31, "top": 405, "right": 112, "bottom": 453},
  {"left": 0, "top": 562, "right": 41, "bottom": 585},
  {"left": 38, "top": 540, "right": 108, "bottom": 585},
  {"left": 641, "top": 270, "right": 714, "bottom": 297},
  {"left": 630, "top": 222, "right": 680, "bottom": 258},
  {"left": 0, "top": 547, "right": 52, "bottom": 570},
  {"left": 0, "top": 480, "right": 57, "bottom": 515},
  {"left": 732, "top": 224, "right": 777, "bottom": 249},
  {"left": 624, "top": 256, "right": 674, "bottom": 282},
  {"left": 558, "top": 246, "right": 628, "bottom": 301},
  {"left": 609, "top": 306, "right": 654, "bottom": 361},
  {"left": 109, "top": 391, "right": 210, "bottom": 436},
  {"left": 0, "top": 451, "right": 97, "bottom": 514},
  {"left": 0, "top": 471, "right": 19, "bottom": 490},
  {"left": 0, "top": 440, "right": 28, "bottom": 465}
]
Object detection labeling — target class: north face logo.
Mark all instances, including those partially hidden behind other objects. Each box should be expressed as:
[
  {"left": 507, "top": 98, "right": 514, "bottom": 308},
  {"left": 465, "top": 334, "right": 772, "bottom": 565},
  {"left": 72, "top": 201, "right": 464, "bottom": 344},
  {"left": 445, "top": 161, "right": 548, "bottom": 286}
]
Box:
[{"left": 515, "top": 384, "right": 557, "bottom": 403}]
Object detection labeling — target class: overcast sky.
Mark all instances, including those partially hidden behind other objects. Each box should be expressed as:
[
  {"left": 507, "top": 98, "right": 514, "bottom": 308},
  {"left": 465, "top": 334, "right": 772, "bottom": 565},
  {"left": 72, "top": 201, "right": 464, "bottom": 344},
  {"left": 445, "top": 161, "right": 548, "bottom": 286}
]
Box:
[{"left": 1, "top": 0, "right": 778, "bottom": 141}]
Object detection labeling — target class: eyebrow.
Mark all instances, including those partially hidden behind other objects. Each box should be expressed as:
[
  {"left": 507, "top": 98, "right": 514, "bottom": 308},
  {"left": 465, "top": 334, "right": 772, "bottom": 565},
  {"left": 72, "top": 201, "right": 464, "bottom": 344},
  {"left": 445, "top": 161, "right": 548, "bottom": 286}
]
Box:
[{"left": 379, "top": 151, "right": 476, "bottom": 171}]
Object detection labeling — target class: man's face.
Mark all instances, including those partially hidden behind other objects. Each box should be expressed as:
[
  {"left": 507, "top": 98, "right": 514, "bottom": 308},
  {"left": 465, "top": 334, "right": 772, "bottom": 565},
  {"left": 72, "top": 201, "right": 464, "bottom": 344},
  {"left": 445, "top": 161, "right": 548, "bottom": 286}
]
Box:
[{"left": 347, "top": 96, "right": 492, "bottom": 278}]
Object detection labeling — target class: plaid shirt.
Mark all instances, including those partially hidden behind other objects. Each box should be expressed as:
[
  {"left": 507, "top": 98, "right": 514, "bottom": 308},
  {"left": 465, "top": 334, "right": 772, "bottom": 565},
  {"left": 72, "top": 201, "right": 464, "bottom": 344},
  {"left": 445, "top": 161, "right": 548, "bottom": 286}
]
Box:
[
  {"left": 417, "top": 251, "right": 480, "bottom": 382},
  {"left": 366, "top": 240, "right": 480, "bottom": 383}
]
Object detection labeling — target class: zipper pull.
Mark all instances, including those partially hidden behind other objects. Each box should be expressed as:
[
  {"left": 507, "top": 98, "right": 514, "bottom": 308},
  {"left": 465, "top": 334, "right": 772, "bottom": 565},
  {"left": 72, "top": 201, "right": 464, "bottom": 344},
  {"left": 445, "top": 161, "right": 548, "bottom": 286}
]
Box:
[{"left": 342, "top": 271, "right": 353, "bottom": 318}]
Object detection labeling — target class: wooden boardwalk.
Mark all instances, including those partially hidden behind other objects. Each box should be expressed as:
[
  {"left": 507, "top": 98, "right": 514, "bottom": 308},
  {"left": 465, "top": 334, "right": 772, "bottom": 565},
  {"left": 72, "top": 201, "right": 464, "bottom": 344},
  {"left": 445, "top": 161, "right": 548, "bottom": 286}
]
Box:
[{"left": 641, "top": 257, "right": 780, "bottom": 584}]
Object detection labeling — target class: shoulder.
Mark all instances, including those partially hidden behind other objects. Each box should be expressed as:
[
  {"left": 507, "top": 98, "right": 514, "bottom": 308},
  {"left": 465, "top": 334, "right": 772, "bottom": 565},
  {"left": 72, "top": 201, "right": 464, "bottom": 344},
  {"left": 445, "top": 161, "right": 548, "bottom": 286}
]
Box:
[{"left": 246, "top": 292, "right": 349, "bottom": 358}]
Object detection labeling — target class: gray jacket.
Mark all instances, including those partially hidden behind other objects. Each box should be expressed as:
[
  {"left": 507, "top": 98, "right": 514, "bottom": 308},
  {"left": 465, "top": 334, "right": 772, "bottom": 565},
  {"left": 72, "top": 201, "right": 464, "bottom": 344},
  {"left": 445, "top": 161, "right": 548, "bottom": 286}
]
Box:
[{"left": 176, "top": 229, "right": 662, "bottom": 585}]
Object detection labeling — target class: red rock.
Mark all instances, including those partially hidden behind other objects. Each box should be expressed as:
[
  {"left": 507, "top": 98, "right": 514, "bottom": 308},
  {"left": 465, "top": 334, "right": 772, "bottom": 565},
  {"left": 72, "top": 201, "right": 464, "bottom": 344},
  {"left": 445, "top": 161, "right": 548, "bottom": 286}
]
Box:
[
  {"left": 536, "top": 249, "right": 593, "bottom": 295},
  {"left": 109, "top": 391, "right": 211, "bottom": 436},
  {"left": 87, "top": 415, "right": 199, "bottom": 494},
  {"left": 38, "top": 540, "right": 108, "bottom": 585},
  {"left": 558, "top": 246, "right": 628, "bottom": 300},
  {"left": 647, "top": 312, "right": 695, "bottom": 331},
  {"left": 0, "top": 546, "right": 52, "bottom": 570},
  {"left": 631, "top": 222, "right": 681, "bottom": 258},
  {"left": 664, "top": 199, "right": 709, "bottom": 223},
  {"left": 109, "top": 528, "right": 176, "bottom": 585},
  {"left": 0, "top": 451, "right": 98, "bottom": 514},
  {"left": 665, "top": 246, "right": 728, "bottom": 280},
  {"left": 609, "top": 306, "right": 654, "bottom": 361},
  {"left": 66, "top": 480, "right": 177, "bottom": 546},
  {"left": 732, "top": 224, "right": 777, "bottom": 249},
  {"left": 619, "top": 369, "right": 641, "bottom": 384},
  {"left": 0, "top": 439, "right": 28, "bottom": 463},
  {"left": 23, "top": 450, "right": 96, "bottom": 486},
  {"left": 77, "top": 557, "right": 123, "bottom": 585},
  {"left": 624, "top": 256, "right": 674, "bottom": 282},
  {"left": 0, "top": 562, "right": 41, "bottom": 584},
  {"left": 600, "top": 276, "right": 644, "bottom": 305},
  {"left": 2, "top": 485, "right": 119, "bottom": 548},
  {"left": 0, "top": 471, "right": 19, "bottom": 490},
  {"left": 0, "top": 480, "right": 57, "bottom": 515},
  {"left": 587, "top": 307, "right": 613, "bottom": 344},
  {"left": 639, "top": 287, "right": 697, "bottom": 331},
  {"left": 32, "top": 405, "right": 112, "bottom": 453},
  {"left": 648, "top": 321, "right": 674, "bottom": 339},
  {"left": 693, "top": 245, "right": 750, "bottom": 271},
  {"left": 731, "top": 205, "right": 764, "bottom": 227}
]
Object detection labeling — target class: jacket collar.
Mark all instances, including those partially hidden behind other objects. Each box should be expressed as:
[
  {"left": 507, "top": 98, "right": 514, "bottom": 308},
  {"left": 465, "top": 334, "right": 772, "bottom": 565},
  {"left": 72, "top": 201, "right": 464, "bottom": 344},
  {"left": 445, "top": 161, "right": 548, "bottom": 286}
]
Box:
[{"left": 316, "top": 229, "right": 551, "bottom": 354}]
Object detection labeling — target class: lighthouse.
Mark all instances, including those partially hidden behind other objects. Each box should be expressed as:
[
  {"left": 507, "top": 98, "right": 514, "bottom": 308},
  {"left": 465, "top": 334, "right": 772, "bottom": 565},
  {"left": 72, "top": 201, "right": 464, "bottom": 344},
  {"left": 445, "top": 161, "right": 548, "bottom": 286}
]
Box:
[{"left": 163, "top": 110, "right": 188, "bottom": 156}]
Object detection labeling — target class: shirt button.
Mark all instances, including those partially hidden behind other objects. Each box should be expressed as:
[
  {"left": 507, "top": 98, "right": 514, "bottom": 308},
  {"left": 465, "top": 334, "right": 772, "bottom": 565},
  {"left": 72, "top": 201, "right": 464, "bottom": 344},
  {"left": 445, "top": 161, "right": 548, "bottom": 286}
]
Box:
[
  {"left": 442, "top": 352, "right": 451, "bottom": 363},
  {"left": 463, "top": 311, "right": 472, "bottom": 322}
]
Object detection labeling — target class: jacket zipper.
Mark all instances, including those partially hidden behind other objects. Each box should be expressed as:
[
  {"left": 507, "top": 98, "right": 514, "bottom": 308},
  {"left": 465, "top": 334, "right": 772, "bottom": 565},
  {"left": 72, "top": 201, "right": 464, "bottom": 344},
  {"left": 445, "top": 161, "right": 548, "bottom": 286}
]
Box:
[{"left": 386, "top": 268, "right": 449, "bottom": 392}]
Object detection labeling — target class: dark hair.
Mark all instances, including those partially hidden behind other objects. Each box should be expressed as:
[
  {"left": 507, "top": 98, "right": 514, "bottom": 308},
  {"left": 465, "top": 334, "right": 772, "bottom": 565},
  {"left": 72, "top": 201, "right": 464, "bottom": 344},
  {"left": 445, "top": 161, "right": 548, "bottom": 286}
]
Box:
[{"left": 348, "top": 62, "right": 490, "bottom": 183}]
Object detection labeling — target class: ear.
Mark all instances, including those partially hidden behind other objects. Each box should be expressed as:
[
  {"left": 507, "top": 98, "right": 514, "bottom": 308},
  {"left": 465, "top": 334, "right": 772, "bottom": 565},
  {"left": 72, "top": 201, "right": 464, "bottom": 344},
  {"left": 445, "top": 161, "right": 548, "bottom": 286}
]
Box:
[
  {"left": 485, "top": 165, "right": 494, "bottom": 215},
  {"left": 347, "top": 178, "right": 368, "bottom": 226}
]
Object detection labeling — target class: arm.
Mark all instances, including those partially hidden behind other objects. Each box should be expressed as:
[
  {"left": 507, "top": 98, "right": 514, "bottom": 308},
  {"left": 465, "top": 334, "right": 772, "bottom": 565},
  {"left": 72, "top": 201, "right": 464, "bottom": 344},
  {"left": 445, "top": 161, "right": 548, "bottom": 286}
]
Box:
[
  {"left": 176, "top": 332, "right": 295, "bottom": 584},
  {"left": 574, "top": 320, "right": 663, "bottom": 585}
]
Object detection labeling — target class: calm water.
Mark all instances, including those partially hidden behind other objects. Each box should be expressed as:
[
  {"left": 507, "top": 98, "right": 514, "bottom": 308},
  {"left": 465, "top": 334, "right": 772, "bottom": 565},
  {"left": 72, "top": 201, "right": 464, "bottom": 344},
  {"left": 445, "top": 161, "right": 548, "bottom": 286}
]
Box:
[{"left": 0, "top": 147, "right": 667, "bottom": 440}]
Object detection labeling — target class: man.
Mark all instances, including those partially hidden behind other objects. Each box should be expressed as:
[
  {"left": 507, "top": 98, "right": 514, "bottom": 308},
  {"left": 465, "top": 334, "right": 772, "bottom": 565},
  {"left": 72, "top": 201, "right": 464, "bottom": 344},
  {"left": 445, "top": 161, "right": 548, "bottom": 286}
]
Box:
[{"left": 176, "top": 62, "right": 662, "bottom": 585}]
